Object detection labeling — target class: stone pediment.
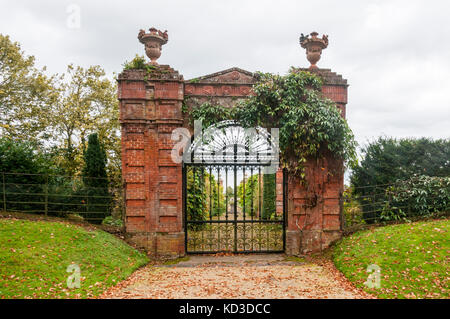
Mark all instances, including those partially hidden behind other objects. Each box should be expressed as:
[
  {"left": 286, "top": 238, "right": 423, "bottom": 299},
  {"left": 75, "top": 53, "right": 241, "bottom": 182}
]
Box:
[{"left": 187, "top": 67, "right": 256, "bottom": 84}]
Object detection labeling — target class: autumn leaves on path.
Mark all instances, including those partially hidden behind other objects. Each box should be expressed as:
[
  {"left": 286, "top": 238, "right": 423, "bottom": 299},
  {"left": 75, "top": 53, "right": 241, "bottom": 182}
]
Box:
[{"left": 101, "top": 254, "right": 371, "bottom": 299}]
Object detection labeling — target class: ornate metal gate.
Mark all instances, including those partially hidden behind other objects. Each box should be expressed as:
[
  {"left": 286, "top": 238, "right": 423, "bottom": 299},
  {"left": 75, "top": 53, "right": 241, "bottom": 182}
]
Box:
[{"left": 182, "top": 121, "right": 286, "bottom": 254}]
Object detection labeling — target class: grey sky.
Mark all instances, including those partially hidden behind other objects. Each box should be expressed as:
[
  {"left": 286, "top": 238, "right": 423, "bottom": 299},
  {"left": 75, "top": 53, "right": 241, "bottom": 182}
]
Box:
[{"left": 1, "top": 0, "right": 449, "bottom": 150}]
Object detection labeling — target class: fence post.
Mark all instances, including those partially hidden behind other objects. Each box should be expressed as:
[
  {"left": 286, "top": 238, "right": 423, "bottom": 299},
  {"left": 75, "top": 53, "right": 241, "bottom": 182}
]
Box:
[
  {"left": 44, "top": 174, "right": 48, "bottom": 216},
  {"left": 2, "top": 172, "right": 6, "bottom": 212}
]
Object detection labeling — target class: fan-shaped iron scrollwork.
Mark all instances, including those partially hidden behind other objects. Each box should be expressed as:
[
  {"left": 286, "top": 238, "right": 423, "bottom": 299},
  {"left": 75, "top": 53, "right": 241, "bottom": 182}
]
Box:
[{"left": 185, "top": 120, "right": 279, "bottom": 165}]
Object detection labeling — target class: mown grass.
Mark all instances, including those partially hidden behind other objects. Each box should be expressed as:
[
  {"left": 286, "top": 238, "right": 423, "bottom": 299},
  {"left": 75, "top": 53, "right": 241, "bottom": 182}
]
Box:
[
  {"left": 0, "top": 218, "right": 148, "bottom": 299},
  {"left": 333, "top": 218, "right": 449, "bottom": 299}
]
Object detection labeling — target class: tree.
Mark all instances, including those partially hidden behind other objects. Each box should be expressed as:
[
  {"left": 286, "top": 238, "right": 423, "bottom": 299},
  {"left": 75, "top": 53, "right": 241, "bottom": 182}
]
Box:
[
  {"left": 351, "top": 137, "right": 450, "bottom": 223},
  {"left": 50, "top": 64, "right": 120, "bottom": 177},
  {"left": 0, "top": 34, "right": 56, "bottom": 142},
  {"left": 81, "top": 133, "right": 111, "bottom": 224},
  {"left": 0, "top": 35, "right": 121, "bottom": 184},
  {"left": 186, "top": 167, "right": 207, "bottom": 230},
  {"left": 0, "top": 137, "right": 54, "bottom": 213},
  {"left": 205, "top": 172, "right": 225, "bottom": 217},
  {"left": 262, "top": 173, "right": 276, "bottom": 219},
  {"left": 238, "top": 174, "right": 260, "bottom": 217},
  {"left": 0, "top": 138, "right": 53, "bottom": 176}
]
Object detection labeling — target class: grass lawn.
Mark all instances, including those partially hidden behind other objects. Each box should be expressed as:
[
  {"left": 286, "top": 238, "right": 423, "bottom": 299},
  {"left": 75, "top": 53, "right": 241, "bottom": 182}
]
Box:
[
  {"left": 333, "top": 218, "right": 449, "bottom": 299},
  {"left": 0, "top": 218, "right": 148, "bottom": 299}
]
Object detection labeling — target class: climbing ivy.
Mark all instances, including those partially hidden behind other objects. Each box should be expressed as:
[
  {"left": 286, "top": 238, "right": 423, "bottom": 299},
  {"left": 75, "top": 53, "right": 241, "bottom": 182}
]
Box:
[
  {"left": 184, "top": 69, "right": 357, "bottom": 176},
  {"left": 186, "top": 168, "right": 207, "bottom": 230},
  {"left": 184, "top": 102, "right": 236, "bottom": 129}
]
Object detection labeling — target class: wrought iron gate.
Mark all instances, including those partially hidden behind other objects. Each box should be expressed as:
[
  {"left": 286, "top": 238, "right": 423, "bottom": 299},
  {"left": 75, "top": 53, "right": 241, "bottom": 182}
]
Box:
[{"left": 182, "top": 121, "right": 286, "bottom": 254}]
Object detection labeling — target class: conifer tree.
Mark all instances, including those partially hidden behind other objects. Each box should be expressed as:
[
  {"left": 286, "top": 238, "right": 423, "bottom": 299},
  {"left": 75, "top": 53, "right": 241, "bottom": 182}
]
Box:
[{"left": 82, "top": 133, "right": 110, "bottom": 223}]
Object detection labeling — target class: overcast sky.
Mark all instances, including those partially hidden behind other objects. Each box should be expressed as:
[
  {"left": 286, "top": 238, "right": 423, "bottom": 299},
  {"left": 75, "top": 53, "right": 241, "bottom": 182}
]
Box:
[{"left": 1, "top": 0, "right": 449, "bottom": 150}]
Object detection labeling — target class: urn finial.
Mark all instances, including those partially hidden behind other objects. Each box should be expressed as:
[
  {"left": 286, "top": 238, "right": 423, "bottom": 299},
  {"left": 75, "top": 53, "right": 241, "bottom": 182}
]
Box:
[
  {"left": 138, "top": 27, "right": 168, "bottom": 65},
  {"left": 299, "top": 32, "right": 328, "bottom": 69}
]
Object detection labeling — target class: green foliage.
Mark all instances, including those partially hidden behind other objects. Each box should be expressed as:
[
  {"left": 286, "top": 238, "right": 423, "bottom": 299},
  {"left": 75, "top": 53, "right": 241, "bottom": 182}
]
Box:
[
  {"left": 188, "top": 78, "right": 200, "bottom": 83},
  {"left": 262, "top": 173, "right": 276, "bottom": 219},
  {"left": 0, "top": 219, "right": 148, "bottom": 298},
  {"left": 380, "top": 175, "right": 450, "bottom": 222},
  {"left": 81, "top": 133, "right": 111, "bottom": 224},
  {"left": 82, "top": 133, "right": 108, "bottom": 184},
  {"left": 351, "top": 137, "right": 450, "bottom": 223},
  {"left": 186, "top": 168, "right": 207, "bottom": 230},
  {"left": 102, "top": 216, "right": 124, "bottom": 227},
  {"left": 184, "top": 70, "right": 357, "bottom": 176},
  {"left": 186, "top": 102, "right": 236, "bottom": 129},
  {"left": 0, "top": 36, "right": 121, "bottom": 221},
  {"left": 352, "top": 137, "right": 450, "bottom": 189},
  {"left": 207, "top": 172, "right": 225, "bottom": 217},
  {"left": 0, "top": 138, "right": 54, "bottom": 176},
  {"left": 342, "top": 187, "right": 365, "bottom": 227},
  {"left": 238, "top": 174, "right": 260, "bottom": 217},
  {"left": 0, "top": 137, "right": 115, "bottom": 219},
  {"left": 123, "top": 54, "right": 156, "bottom": 74},
  {"left": 0, "top": 138, "right": 57, "bottom": 213},
  {"left": 1, "top": 35, "right": 120, "bottom": 182},
  {"left": 236, "top": 71, "right": 357, "bottom": 175},
  {"left": 46, "top": 176, "right": 85, "bottom": 218},
  {"left": 0, "top": 34, "right": 57, "bottom": 143},
  {"left": 186, "top": 168, "right": 227, "bottom": 229},
  {"left": 333, "top": 219, "right": 450, "bottom": 299},
  {"left": 51, "top": 64, "right": 120, "bottom": 178}
]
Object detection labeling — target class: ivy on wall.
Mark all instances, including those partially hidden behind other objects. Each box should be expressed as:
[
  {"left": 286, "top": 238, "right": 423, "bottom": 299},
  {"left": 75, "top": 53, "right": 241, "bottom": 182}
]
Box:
[
  {"left": 123, "top": 56, "right": 357, "bottom": 178},
  {"left": 183, "top": 69, "right": 357, "bottom": 177},
  {"left": 183, "top": 102, "right": 235, "bottom": 129}
]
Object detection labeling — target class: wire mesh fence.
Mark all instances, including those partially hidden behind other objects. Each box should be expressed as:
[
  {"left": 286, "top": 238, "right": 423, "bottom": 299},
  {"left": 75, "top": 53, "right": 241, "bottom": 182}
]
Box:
[
  {"left": 0, "top": 172, "right": 124, "bottom": 224},
  {"left": 1, "top": 171, "right": 448, "bottom": 230},
  {"left": 342, "top": 177, "right": 450, "bottom": 232}
]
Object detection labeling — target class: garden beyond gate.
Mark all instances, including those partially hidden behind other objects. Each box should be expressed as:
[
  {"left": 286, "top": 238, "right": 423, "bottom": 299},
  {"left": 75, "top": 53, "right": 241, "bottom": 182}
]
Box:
[{"left": 183, "top": 121, "right": 286, "bottom": 253}]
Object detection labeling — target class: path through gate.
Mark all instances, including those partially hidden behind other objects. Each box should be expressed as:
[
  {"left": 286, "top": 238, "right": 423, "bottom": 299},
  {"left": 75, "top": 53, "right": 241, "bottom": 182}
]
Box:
[{"left": 183, "top": 121, "right": 286, "bottom": 254}]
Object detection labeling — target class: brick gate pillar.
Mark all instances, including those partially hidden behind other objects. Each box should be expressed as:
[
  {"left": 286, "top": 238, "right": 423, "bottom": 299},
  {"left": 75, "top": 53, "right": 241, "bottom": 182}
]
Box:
[
  {"left": 118, "top": 65, "right": 185, "bottom": 258},
  {"left": 286, "top": 68, "right": 348, "bottom": 255}
]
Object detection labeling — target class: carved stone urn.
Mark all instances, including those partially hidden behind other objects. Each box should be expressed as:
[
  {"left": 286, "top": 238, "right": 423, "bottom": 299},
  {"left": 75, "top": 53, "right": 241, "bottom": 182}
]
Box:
[
  {"left": 300, "top": 32, "right": 329, "bottom": 69},
  {"left": 138, "top": 27, "right": 168, "bottom": 65}
]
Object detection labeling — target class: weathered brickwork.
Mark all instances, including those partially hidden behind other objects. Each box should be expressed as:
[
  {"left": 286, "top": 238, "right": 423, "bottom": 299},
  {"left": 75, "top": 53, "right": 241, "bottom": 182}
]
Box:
[
  {"left": 119, "top": 64, "right": 348, "bottom": 257},
  {"left": 118, "top": 66, "right": 185, "bottom": 258},
  {"left": 284, "top": 68, "right": 348, "bottom": 255},
  {"left": 285, "top": 153, "right": 345, "bottom": 255}
]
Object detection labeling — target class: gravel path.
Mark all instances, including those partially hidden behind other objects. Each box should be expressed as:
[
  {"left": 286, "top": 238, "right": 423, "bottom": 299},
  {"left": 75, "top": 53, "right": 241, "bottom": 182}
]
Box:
[{"left": 100, "top": 254, "right": 372, "bottom": 299}]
